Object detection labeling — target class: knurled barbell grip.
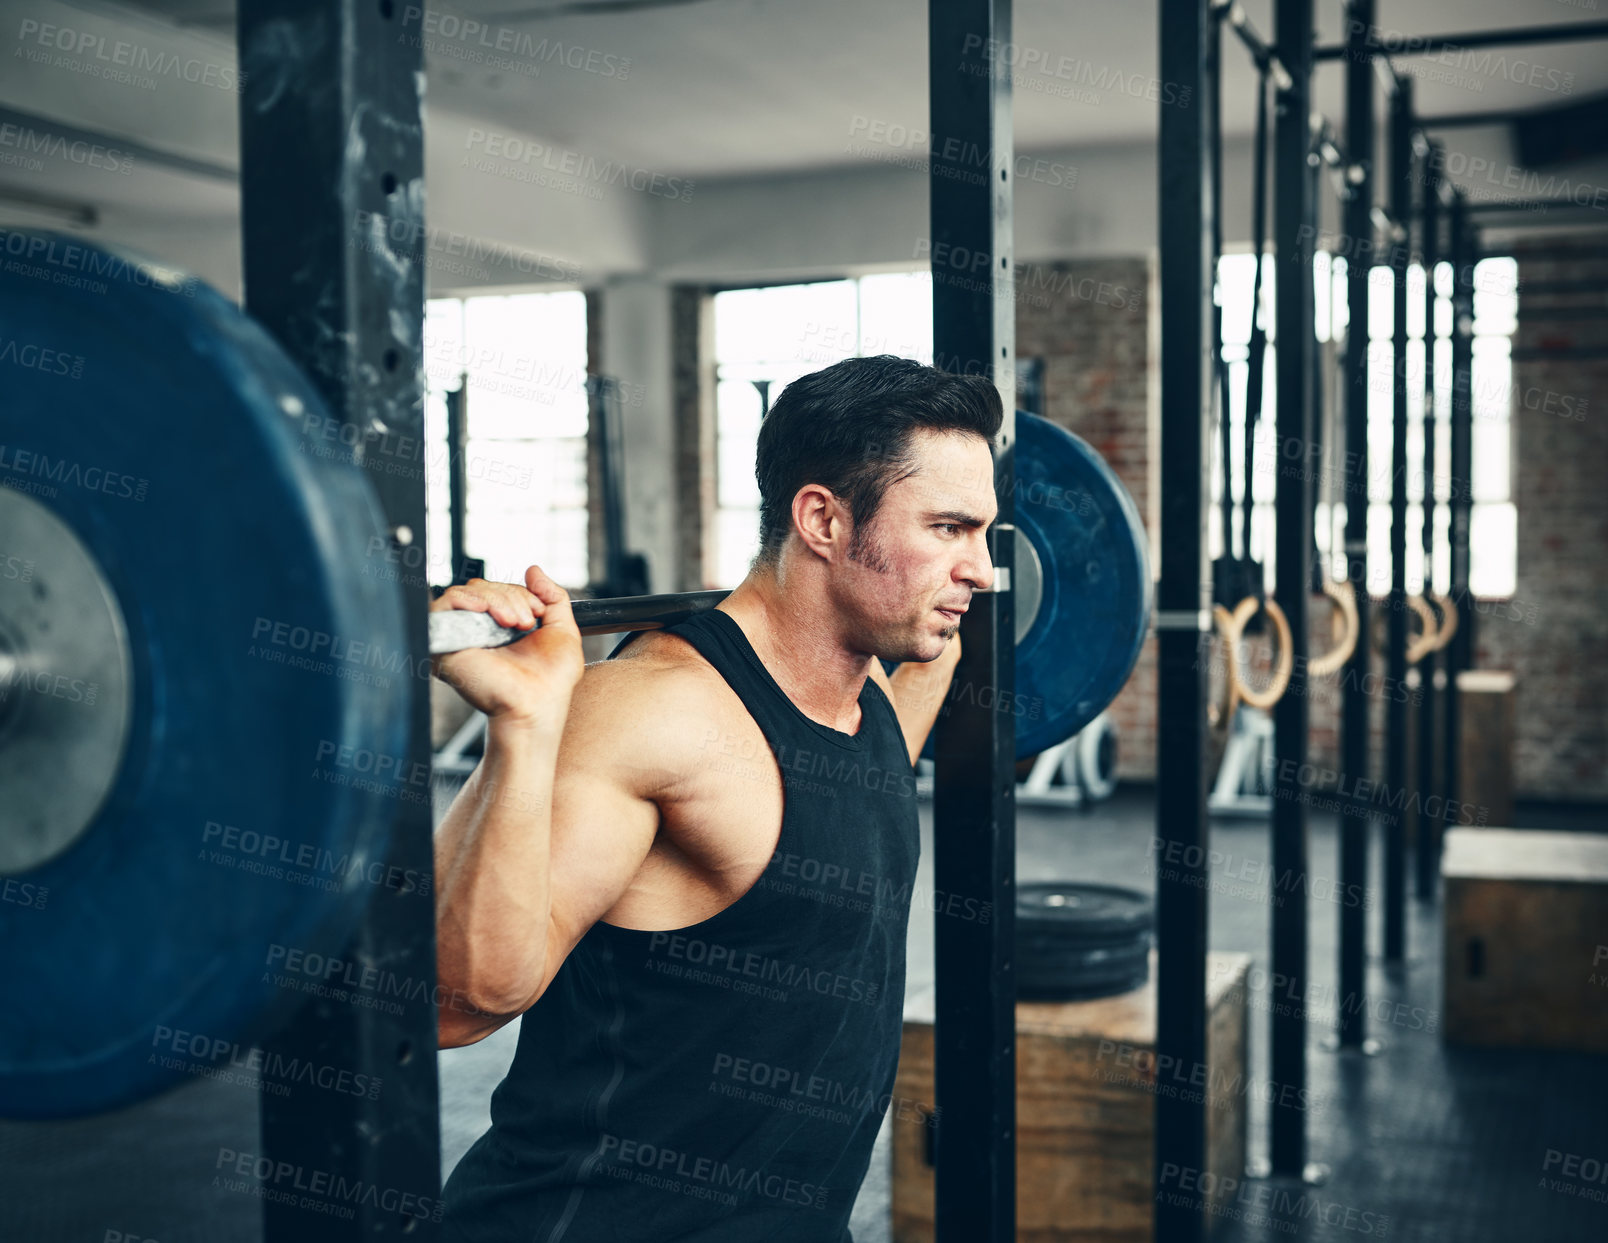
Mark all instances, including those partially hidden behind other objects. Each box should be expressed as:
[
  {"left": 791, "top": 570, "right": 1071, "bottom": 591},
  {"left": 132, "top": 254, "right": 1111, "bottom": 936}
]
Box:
[{"left": 428, "top": 589, "right": 732, "bottom": 654}]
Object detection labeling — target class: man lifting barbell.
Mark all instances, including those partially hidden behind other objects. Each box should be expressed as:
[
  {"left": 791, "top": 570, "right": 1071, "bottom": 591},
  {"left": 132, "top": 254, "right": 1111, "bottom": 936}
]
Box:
[
  {"left": 0, "top": 233, "right": 1145, "bottom": 1130},
  {"left": 429, "top": 355, "right": 1002, "bottom": 1241}
]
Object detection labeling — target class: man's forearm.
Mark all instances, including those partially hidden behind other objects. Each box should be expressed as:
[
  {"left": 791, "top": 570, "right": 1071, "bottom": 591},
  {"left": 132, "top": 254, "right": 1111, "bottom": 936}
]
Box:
[{"left": 434, "top": 719, "right": 565, "bottom": 1016}]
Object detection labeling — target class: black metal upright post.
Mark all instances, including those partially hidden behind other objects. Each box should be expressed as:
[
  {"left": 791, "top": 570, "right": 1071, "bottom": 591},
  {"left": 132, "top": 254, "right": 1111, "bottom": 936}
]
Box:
[
  {"left": 1155, "top": 2, "right": 1212, "bottom": 1237},
  {"left": 928, "top": 4, "right": 1016, "bottom": 1241},
  {"left": 447, "top": 381, "right": 472, "bottom": 582},
  {"left": 1415, "top": 166, "right": 1440, "bottom": 900},
  {"left": 1384, "top": 79, "right": 1413, "bottom": 964},
  {"left": 1336, "top": 0, "right": 1374, "bottom": 1051},
  {"left": 1269, "top": 0, "right": 1314, "bottom": 1180},
  {"left": 1209, "top": 11, "right": 1233, "bottom": 569},
  {"left": 238, "top": 3, "right": 441, "bottom": 1240},
  {"left": 1444, "top": 195, "right": 1476, "bottom": 831}
]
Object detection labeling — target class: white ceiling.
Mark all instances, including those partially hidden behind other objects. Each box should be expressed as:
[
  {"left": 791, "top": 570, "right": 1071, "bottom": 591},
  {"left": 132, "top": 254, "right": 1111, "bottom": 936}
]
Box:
[
  {"left": 0, "top": 0, "right": 1603, "bottom": 289},
  {"left": 58, "top": 0, "right": 1608, "bottom": 177}
]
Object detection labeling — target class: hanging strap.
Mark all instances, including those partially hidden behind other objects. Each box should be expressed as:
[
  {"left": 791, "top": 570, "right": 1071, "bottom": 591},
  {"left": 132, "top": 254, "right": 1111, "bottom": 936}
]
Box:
[
  {"left": 1307, "top": 155, "right": 1327, "bottom": 594},
  {"left": 1241, "top": 70, "right": 1271, "bottom": 570},
  {"left": 1209, "top": 25, "right": 1234, "bottom": 572}
]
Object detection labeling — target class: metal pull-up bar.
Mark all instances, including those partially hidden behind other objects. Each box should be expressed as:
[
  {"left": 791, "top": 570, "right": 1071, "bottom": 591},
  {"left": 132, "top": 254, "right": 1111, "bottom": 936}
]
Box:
[
  {"left": 1315, "top": 18, "right": 1608, "bottom": 60},
  {"left": 1213, "top": 0, "right": 1294, "bottom": 89}
]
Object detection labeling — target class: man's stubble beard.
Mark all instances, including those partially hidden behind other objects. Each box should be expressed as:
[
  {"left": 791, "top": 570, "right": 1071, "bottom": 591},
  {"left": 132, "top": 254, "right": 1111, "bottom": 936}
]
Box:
[
  {"left": 847, "top": 521, "right": 894, "bottom": 576},
  {"left": 849, "top": 523, "right": 953, "bottom": 659}
]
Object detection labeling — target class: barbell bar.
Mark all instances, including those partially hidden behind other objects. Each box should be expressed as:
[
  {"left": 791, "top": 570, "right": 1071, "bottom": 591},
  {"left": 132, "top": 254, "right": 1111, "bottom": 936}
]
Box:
[{"left": 428, "top": 590, "right": 731, "bottom": 653}]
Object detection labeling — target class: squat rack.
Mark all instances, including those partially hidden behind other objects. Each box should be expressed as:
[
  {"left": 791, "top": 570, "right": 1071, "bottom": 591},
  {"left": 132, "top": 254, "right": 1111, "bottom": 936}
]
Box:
[
  {"left": 237, "top": 2, "right": 440, "bottom": 1239},
  {"left": 230, "top": 1, "right": 1028, "bottom": 1240},
  {"left": 1160, "top": 2, "right": 1608, "bottom": 1235}
]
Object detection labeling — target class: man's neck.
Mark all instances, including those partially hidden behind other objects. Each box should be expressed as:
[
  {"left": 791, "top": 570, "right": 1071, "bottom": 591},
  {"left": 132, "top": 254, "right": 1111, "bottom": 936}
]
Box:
[{"left": 718, "top": 567, "right": 871, "bottom": 735}]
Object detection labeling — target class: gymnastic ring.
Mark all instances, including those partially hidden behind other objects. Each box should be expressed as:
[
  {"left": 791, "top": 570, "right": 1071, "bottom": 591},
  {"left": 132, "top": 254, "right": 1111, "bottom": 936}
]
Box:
[
  {"left": 1209, "top": 603, "right": 1243, "bottom": 734},
  {"left": 1309, "top": 579, "right": 1358, "bottom": 677},
  {"left": 1405, "top": 593, "right": 1439, "bottom": 664},
  {"left": 1220, "top": 595, "right": 1294, "bottom": 711},
  {"left": 1430, "top": 590, "right": 1458, "bottom": 652},
  {"left": 1212, "top": 597, "right": 1257, "bottom": 729}
]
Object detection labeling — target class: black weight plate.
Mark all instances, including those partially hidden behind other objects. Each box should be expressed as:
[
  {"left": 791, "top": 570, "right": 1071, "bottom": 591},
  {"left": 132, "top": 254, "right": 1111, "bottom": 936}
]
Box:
[
  {"left": 1018, "top": 925, "right": 1148, "bottom": 956},
  {"left": 0, "top": 231, "right": 410, "bottom": 1118},
  {"left": 1018, "top": 937, "right": 1152, "bottom": 1002},
  {"left": 922, "top": 412, "right": 1149, "bottom": 759},
  {"left": 1016, "top": 881, "right": 1154, "bottom": 944},
  {"left": 1013, "top": 411, "right": 1150, "bottom": 756}
]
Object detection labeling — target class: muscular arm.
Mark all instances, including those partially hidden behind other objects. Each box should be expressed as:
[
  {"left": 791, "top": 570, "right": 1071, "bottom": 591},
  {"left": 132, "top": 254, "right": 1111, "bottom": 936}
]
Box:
[
  {"left": 867, "top": 636, "right": 962, "bottom": 765},
  {"left": 434, "top": 663, "right": 667, "bottom": 1048}
]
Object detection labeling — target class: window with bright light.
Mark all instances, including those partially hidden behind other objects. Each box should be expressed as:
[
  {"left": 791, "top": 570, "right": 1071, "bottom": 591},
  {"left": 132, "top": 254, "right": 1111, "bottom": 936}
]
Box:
[
  {"left": 1212, "top": 252, "right": 1516, "bottom": 599},
  {"left": 711, "top": 273, "right": 934, "bottom": 587},
  {"left": 1466, "top": 257, "right": 1518, "bottom": 599},
  {"left": 421, "top": 292, "right": 590, "bottom": 588}
]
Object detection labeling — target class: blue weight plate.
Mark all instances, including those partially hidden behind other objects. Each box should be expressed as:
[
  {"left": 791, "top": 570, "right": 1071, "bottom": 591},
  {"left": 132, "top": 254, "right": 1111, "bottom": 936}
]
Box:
[
  {"left": 922, "top": 412, "right": 1150, "bottom": 759},
  {"left": 1012, "top": 411, "right": 1150, "bottom": 756},
  {"left": 0, "top": 232, "right": 410, "bottom": 1118}
]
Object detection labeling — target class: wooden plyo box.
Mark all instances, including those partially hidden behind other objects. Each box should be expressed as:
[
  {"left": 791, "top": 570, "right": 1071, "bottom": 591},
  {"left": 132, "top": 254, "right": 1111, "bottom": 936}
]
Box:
[
  {"left": 891, "top": 952, "right": 1250, "bottom": 1243},
  {"left": 1443, "top": 828, "right": 1608, "bottom": 1054},
  {"left": 1456, "top": 670, "right": 1515, "bottom": 828}
]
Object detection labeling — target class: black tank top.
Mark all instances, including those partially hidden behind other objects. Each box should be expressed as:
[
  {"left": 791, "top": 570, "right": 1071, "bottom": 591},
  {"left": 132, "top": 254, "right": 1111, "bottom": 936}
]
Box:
[{"left": 441, "top": 608, "right": 920, "bottom": 1242}]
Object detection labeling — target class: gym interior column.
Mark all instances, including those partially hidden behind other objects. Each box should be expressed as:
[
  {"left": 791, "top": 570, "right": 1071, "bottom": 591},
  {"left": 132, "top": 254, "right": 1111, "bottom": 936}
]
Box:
[
  {"left": 1270, "top": 0, "right": 1314, "bottom": 1179},
  {"left": 1336, "top": 0, "right": 1373, "bottom": 1050},
  {"left": 928, "top": 3, "right": 1017, "bottom": 1240},
  {"left": 1415, "top": 170, "right": 1440, "bottom": 900},
  {"left": 1384, "top": 80, "right": 1413, "bottom": 964},
  {"left": 238, "top": 3, "right": 441, "bottom": 1240},
  {"left": 1155, "top": 1, "right": 1211, "bottom": 1237},
  {"left": 1444, "top": 196, "right": 1475, "bottom": 834},
  {"left": 588, "top": 376, "right": 636, "bottom": 594}
]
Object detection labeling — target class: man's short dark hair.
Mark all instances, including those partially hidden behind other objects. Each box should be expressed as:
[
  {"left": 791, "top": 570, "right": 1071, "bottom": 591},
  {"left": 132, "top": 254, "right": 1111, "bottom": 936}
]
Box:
[{"left": 753, "top": 355, "right": 1003, "bottom": 567}]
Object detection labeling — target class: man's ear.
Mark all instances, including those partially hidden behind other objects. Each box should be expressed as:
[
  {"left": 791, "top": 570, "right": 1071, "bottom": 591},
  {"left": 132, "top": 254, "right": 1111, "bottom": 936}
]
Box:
[{"left": 792, "top": 484, "right": 847, "bottom": 560}]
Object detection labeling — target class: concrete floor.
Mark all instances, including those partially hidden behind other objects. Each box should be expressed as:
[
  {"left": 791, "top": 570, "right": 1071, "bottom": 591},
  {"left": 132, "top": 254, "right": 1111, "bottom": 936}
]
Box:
[{"left": 3, "top": 787, "right": 1604, "bottom": 1241}]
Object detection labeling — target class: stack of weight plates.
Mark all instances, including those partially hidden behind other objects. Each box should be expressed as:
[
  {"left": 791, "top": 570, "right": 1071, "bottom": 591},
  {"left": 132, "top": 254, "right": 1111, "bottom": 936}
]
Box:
[{"left": 1016, "top": 882, "right": 1154, "bottom": 1002}]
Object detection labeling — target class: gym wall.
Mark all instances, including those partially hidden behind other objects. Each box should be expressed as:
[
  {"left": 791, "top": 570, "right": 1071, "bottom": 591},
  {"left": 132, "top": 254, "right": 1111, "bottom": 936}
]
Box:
[
  {"left": 1006, "top": 247, "right": 1607, "bottom": 800},
  {"left": 1479, "top": 239, "right": 1608, "bottom": 801},
  {"left": 1008, "top": 256, "right": 1376, "bottom": 787}
]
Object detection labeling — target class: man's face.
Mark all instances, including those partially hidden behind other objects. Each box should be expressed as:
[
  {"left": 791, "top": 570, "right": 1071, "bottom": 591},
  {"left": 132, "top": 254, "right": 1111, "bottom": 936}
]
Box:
[{"left": 834, "top": 428, "right": 997, "bottom": 663}]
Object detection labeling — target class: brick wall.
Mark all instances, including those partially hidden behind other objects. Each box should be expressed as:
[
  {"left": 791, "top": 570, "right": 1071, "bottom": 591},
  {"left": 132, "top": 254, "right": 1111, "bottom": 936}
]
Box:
[
  {"left": 1493, "top": 239, "right": 1608, "bottom": 800},
  {"left": 1010, "top": 259, "right": 1363, "bottom": 784}
]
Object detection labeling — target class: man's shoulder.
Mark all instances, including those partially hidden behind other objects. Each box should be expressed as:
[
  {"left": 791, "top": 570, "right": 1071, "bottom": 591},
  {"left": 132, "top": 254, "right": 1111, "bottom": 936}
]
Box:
[
  {"left": 561, "top": 633, "right": 760, "bottom": 801},
  {"left": 566, "top": 631, "right": 738, "bottom": 749},
  {"left": 582, "top": 628, "right": 722, "bottom": 690}
]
